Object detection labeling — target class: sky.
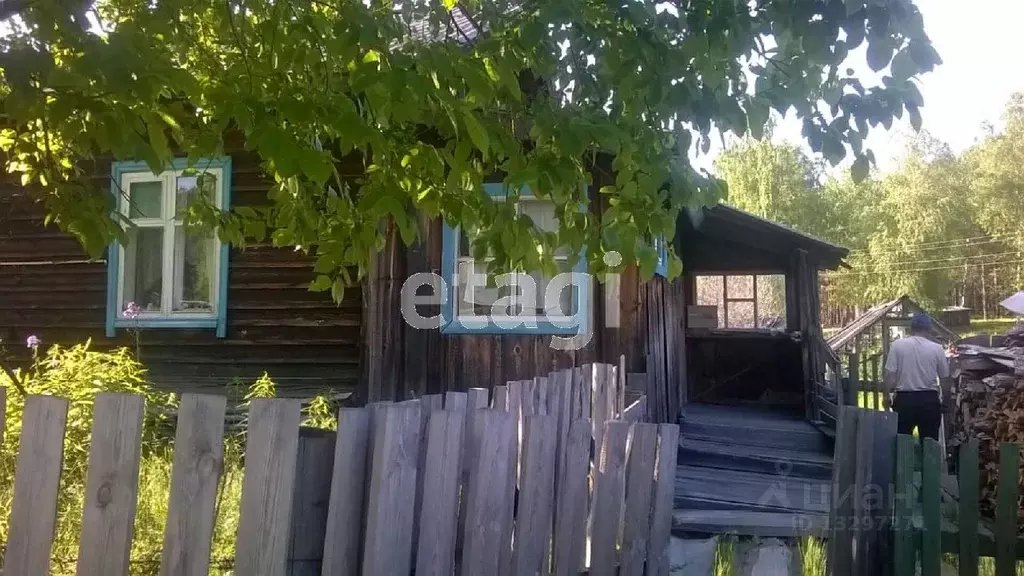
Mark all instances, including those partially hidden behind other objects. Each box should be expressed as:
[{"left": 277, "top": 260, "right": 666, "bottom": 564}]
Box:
[{"left": 701, "top": 0, "right": 1024, "bottom": 176}]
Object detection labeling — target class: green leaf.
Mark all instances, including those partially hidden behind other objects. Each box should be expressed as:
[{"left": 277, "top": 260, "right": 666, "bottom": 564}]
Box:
[
  {"left": 866, "top": 39, "right": 894, "bottom": 72},
  {"left": 462, "top": 109, "right": 489, "bottom": 155},
  {"left": 890, "top": 48, "right": 916, "bottom": 81},
  {"left": 908, "top": 105, "right": 922, "bottom": 132},
  {"left": 311, "top": 275, "right": 333, "bottom": 291},
  {"left": 851, "top": 154, "right": 870, "bottom": 183}
]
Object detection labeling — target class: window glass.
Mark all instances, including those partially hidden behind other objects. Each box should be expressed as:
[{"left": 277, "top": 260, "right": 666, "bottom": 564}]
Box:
[
  {"left": 175, "top": 173, "right": 217, "bottom": 217},
  {"left": 128, "top": 181, "right": 163, "bottom": 218},
  {"left": 173, "top": 228, "right": 216, "bottom": 312},
  {"left": 727, "top": 301, "right": 756, "bottom": 328},
  {"left": 694, "top": 273, "right": 788, "bottom": 329},
  {"left": 726, "top": 275, "right": 754, "bottom": 299},
  {"left": 123, "top": 227, "right": 164, "bottom": 311},
  {"left": 757, "top": 274, "right": 788, "bottom": 329},
  {"left": 456, "top": 259, "right": 508, "bottom": 315},
  {"left": 456, "top": 198, "right": 574, "bottom": 318}
]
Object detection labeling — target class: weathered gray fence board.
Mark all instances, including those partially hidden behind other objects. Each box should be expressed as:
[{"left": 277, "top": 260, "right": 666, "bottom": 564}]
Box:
[
  {"left": 492, "top": 385, "right": 508, "bottom": 410},
  {"left": 160, "top": 393, "right": 227, "bottom": 576},
  {"left": 235, "top": 398, "right": 302, "bottom": 576},
  {"left": 4, "top": 395, "right": 69, "bottom": 576},
  {"left": 591, "top": 420, "right": 630, "bottom": 576},
  {"left": 554, "top": 418, "right": 592, "bottom": 576},
  {"left": 321, "top": 408, "right": 371, "bottom": 576},
  {"left": 76, "top": 393, "right": 145, "bottom": 576},
  {"left": 646, "top": 424, "right": 680, "bottom": 576},
  {"left": 620, "top": 423, "right": 658, "bottom": 576},
  {"left": 829, "top": 407, "right": 858, "bottom": 574},
  {"left": 415, "top": 410, "right": 466, "bottom": 576},
  {"left": 445, "top": 391, "right": 467, "bottom": 413},
  {"left": 462, "top": 410, "right": 518, "bottom": 576},
  {"left": 363, "top": 403, "right": 422, "bottom": 576},
  {"left": 512, "top": 414, "right": 558, "bottom": 576},
  {"left": 467, "top": 387, "right": 489, "bottom": 411},
  {"left": 413, "top": 396, "right": 445, "bottom": 558},
  {"left": 288, "top": 428, "right": 336, "bottom": 576},
  {"left": 535, "top": 376, "right": 550, "bottom": 416}
]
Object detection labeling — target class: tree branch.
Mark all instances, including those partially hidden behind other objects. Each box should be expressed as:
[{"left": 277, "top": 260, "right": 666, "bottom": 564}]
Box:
[{"left": 0, "top": 357, "right": 28, "bottom": 396}]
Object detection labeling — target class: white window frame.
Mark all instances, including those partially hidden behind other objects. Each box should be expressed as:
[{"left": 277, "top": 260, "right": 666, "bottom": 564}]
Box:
[
  {"left": 116, "top": 167, "right": 224, "bottom": 321},
  {"left": 455, "top": 196, "right": 578, "bottom": 325}
]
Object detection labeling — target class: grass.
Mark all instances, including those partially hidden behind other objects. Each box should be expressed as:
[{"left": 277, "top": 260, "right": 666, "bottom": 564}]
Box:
[
  {"left": 0, "top": 444, "right": 245, "bottom": 575},
  {"left": 960, "top": 317, "right": 1020, "bottom": 338}
]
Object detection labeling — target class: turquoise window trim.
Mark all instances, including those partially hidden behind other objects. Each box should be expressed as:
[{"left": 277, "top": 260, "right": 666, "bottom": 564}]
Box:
[
  {"left": 105, "top": 156, "right": 232, "bottom": 338},
  {"left": 654, "top": 235, "right": 670, "bottom": 277},
  {"left": 439, "top": 183, "right": 590, "bottom": 336}
]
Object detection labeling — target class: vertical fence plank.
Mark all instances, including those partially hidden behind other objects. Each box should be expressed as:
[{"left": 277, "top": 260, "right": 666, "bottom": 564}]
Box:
[
  {"left": 958, "top": 438, "right": 980, "bottom": 576},
  {"left": 445, "top": 391, "right": 468, "bottom": 412},
  {"left": 646, "top": 423, "right": 680, "bottom": 576},
  {"left": 591, "top": 421, "right": 630, "bottom": 576},
  {"left": 512, "top": 414, "right": 558, "bottom": 576},
  {"left": 235, "top": 398, "right": 302, "bottom": 576},
  {"left": 829, "top": 408, "right": 858, "bottom": 574},
  {"left": 550, "top": 369, "right": 573, "bottom": 517},
  {"left": 893, "top": 434, "right": 917, "bottom": 576},
  {"left": 921, "top": 438, "right": 942, "bottom": 576},
  {"left": 415, "top": 410, "right": 465, "bottom": 576},
  {"left": 462, "top": 410, "right": 518, "bottom": 576},
  {"left": 287, "top": 428, "right": 336, "bottom": 576},
  {"left": 620, "top": 423, "right": 658, "bottom": 576},
  {"left": 76, "top": 393, "right": 145, "bottom": 576},
  {"left": 468, "top": 388, "right": 489, "bottom": 411},
  {"left": 363, "top": 403, "right": 422, "bottom": 576},
  {"left": 4, "top": 395, "right": 68, "bottom": 576},
  {"left": 321, "top": 408, "right": 371, "bottom": 576},
  {"left": 591, "top": 365, "right": 610, "bottom": 462},
  {"left": 554, "top": 418, "right": 592, "bottom": 576},
  {"left": 522, "top": 379, "right": 538, "bottom": 417},
  {"left": 413, "top": 397, "right": 445, "bottom": 559},
  {"left": 160, "top": 393, "right": 227, "bottom": 576},
  {"left": 995, "top": 443, "right": 1021, "bottom": 576},
  {"left": 492, "top": 385, "right": 508, "bottom": 410},
  {"left": 422, "top": 394, "right": 444, "bottom": 413}
]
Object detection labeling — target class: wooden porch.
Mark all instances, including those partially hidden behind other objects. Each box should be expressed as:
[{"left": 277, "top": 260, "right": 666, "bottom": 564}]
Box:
[{"left": 672, "top": 403, "right": 834, "bottom": 538}]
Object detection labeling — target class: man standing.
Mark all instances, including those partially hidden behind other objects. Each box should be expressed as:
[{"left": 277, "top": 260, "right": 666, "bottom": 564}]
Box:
[{"left": 883, "top": 313, "right": 950, "bottom": 440}]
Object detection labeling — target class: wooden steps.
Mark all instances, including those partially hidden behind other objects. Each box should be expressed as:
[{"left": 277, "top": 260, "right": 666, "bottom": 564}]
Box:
[
  {"left": 673, "top": 404, "right": 834, "bottom": 538},
  {"left": 672, "top": 510, "right": 829, "bottom": 538},
  {"left": 678, "top": 437, "right": 833, "bottom": 480}
]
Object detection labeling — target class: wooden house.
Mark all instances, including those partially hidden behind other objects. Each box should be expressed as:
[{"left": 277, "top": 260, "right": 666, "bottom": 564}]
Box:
[
  {"left": 2, "top": 150, "right": 852, "bottom": 537},
  {"left": 2, "top": 151, "right": 847, "bottom": 419}
]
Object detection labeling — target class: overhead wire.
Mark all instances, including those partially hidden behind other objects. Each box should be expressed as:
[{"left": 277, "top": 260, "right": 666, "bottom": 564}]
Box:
[{"left": 827, "top": 258, "right": 1024, "bottom": 277}]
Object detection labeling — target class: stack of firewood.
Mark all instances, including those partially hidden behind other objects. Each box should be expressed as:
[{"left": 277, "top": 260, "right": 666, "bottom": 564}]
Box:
[{"left": 950, "top": 324, "right": 1024, "bottom": 529}]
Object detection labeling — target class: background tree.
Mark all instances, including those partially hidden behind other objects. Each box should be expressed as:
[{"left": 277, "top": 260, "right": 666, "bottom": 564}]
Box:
[
  {"left": 0, "top": 0, "right": 938, "bottom": 288},
  {"left": 714, "top": 138, "right": 831, "bottom": 240}
]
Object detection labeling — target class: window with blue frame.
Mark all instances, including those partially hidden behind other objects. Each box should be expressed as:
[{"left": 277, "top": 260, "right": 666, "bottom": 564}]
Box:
[
  {"left": 440, "top": 184, "right": 589, "bottom": 335},
  {"left": 106, "top": 158, "right": 231, "bottom": 337}
]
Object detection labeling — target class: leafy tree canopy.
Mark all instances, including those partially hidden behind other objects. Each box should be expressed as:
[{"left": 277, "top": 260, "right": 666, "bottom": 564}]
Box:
[{"left": 0, "top": 0, "right": 938, "bottom": 291}]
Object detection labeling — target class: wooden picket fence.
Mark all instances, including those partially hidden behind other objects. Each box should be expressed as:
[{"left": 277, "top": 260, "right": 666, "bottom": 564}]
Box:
[
  {"left": 0, "top": 362, "right": 678, "bottom": 576},
  {"left": 893, "top": 435, "right": 1023, "bottom": 576},
  {"left": 830, "top": 407, "right": 1024, "bottom": 576}
]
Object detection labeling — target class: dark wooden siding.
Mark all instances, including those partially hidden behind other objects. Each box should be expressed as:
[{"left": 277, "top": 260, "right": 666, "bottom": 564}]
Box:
[
  {"left": 363, "top": 161, "right": 687, "bottom": 423},
  {"left": 0, "top": 154, "right": 360, "bottom": 397}
]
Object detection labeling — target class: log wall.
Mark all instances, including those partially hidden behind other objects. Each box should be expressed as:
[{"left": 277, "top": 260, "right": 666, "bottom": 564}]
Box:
[{"left": 0, "top": 153, "right": 360, "bottom": 397}]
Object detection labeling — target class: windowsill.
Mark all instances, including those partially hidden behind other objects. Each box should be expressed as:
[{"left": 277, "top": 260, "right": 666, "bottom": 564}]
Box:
[
  {"left": 686, "top": 327, "right": 792, "bottom": 339},
  {"left": 114, "top": 317, "right": 218, "bottom": 330},
  {"left": 442, "top": 317, "right": 586, "bottom": 336}
]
